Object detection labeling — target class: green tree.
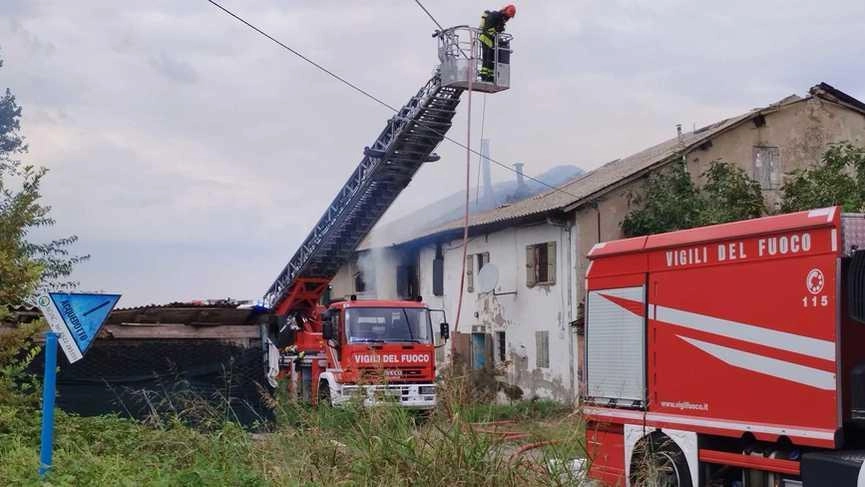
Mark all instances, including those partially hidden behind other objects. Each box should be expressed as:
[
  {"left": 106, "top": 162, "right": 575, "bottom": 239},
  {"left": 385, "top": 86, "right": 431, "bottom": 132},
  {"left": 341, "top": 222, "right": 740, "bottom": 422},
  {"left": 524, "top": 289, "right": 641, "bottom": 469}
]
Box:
[
  {"left": 780, "top": 142, "right": 865, "bottom": 212},
  {"left": 621, "top": 162, "right": 703, "bottom": 237},
  {"left": 0, "top": 57, "right": 87, "bottom": 318},
  {"left": 0, "top": 55, "right": 87, "bottom": 404},
  {"left": 622, "top": 160, "right": 765, "bottom": 237},
  {"left": 700, "top": 161, "right": 765, "bottom": 225}
]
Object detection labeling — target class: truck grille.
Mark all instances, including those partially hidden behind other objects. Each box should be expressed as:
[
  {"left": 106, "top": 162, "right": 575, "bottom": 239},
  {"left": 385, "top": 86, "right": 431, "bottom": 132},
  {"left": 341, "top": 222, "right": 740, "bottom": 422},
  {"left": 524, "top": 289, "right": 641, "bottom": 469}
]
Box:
[{"left": 360, "top": 368, "right": 425, "bottom": 380}]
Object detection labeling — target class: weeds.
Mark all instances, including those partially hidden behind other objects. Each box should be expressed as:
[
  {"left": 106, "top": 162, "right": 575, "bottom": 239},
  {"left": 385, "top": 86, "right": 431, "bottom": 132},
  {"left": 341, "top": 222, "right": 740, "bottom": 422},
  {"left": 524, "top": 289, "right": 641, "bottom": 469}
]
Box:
[{"left": 0, "top": 330, "right": 586, "bottom": 486}]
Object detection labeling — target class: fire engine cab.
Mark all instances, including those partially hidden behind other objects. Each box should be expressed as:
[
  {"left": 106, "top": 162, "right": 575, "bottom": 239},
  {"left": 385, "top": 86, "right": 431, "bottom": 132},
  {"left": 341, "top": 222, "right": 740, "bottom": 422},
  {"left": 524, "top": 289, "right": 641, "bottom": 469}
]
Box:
[{"left": 583, "top": 207, "right": 865, "bottom": 486}]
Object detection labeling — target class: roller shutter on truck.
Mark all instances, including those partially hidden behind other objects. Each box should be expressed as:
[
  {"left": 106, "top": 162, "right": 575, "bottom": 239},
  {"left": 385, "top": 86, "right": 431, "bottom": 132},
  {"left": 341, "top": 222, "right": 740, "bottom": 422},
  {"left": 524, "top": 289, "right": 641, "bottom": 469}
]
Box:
[{"left": 586, "top": 286, "right": 646, "bottom": 405}]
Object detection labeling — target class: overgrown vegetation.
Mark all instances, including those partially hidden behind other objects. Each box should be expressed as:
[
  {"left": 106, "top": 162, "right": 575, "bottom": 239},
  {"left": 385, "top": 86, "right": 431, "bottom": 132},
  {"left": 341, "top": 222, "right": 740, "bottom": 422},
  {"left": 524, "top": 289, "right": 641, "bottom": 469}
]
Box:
[
  {"left": 0, "top": 370, "right": 585, "bottom": 486},
  {"left": 622, "top": 143, "right": 865, "bottom": 238},
  {"left": 622, "top": 160, "right": 765, "bottom": 237},
  {"left": 780, "top": 142, "right": 865, "bottom": 212}
]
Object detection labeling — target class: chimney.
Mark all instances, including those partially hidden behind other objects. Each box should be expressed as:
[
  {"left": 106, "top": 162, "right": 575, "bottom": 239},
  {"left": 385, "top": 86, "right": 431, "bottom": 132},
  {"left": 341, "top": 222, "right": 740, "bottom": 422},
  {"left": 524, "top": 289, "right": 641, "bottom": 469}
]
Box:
[
  {"left": 480, "top": 139, "right": 494, "bottom": 206},
  {"left": 513, "top": 162, "right": 526, "bottom": 189}
]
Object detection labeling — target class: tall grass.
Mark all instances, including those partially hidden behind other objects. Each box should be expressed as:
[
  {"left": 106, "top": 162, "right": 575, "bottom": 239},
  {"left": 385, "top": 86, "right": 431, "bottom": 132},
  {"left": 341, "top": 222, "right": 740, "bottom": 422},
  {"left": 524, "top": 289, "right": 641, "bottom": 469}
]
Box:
[{"left": 0, "top": 333, "right": 588, "bottom": 486}]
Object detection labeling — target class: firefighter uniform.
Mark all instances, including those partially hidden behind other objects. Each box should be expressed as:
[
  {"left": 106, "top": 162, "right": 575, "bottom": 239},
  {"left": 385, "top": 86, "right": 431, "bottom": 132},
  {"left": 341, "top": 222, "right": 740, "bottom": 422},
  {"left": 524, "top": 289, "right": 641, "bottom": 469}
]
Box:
[{"left": 478, "top": 7, "right": 513, "bottom": 82}]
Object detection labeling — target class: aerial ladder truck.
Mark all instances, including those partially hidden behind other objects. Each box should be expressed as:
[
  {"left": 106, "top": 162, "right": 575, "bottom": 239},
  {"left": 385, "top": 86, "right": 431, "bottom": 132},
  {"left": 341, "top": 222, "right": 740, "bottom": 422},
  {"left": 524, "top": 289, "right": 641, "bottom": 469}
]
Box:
[{"left": 260, "top": 27, "right": 513, "bottom": 408}]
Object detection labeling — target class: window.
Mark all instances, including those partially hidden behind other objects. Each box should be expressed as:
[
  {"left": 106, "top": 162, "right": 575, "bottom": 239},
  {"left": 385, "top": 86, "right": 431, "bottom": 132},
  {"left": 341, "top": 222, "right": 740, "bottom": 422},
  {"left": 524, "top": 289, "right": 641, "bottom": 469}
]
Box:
[
  {"left": 535, "top": 331, "right": 549, "bottom": 368},
  {"left": 477, "top": 252, "right": 490, "bottom": 273},
  {"left": 526, "top": 241, "right": 557, "bottom": 287},
  {"left": 467, "top": 252, "right": 491, "bottom": 293},
  {"left": 345, "top": 307, "right": 433, "bottom": 344},
  {"left": 354, "top": 272, "right": 366, "bottom": 293},
  {"left": 433, "top": 246, "right": 444, "bottom": 296},
  {"left": 753, "top": 146, "right": 781, "bottom": 189},
  {"left": 396, "top": 265, "right": 418, "bottom": 299},
  {"left": 496, "top": 331, "right": 506, "bottom": 362}
]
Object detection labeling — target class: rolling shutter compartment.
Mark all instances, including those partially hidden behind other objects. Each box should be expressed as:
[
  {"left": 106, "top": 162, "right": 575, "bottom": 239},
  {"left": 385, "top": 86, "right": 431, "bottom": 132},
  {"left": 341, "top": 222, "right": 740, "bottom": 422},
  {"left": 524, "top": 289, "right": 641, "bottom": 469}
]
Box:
[{"left": 586, "top": 286, "right": 646, "bottom": 405}]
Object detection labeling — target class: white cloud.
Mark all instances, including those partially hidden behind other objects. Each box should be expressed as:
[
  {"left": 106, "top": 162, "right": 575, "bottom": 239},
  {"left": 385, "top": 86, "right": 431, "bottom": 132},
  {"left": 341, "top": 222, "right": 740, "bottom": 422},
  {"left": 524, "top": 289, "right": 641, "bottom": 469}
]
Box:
[{"left": 2, "top": 0, "right": 864, "bottom": 305}]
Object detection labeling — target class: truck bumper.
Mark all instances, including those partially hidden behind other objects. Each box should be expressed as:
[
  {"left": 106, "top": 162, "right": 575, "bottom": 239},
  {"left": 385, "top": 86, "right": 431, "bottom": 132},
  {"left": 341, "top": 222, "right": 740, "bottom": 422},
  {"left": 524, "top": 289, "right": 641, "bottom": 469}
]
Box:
[{"left": 334, "top": 383, "right": 437, "bottom": 409}]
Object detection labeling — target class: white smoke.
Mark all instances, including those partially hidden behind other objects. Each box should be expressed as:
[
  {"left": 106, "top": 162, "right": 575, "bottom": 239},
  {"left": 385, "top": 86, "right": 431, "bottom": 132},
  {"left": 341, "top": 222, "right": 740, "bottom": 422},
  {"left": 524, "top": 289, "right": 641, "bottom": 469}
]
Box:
[{"left": 355, "top": 234, "right": 391, "bottom": 299}]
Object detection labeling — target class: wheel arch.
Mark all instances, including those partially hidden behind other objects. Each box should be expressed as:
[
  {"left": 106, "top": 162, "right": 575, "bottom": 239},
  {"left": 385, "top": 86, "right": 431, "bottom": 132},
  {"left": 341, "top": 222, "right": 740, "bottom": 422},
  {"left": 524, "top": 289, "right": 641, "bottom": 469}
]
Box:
[
  {"left": 318, "top": 371, "right": 340, "bottom": 398},
  {"left": 624, "top": 424, "right": 698, "bottom": 486}
]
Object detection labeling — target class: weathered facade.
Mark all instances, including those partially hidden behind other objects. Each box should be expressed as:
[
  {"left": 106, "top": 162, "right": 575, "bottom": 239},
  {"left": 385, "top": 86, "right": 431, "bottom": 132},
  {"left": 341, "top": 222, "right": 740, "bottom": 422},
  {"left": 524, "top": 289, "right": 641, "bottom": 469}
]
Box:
[
  {"left": 568, "top": 83, "right": 865, "bottom": 301},
  {"left": 330, "top": 83, "right": 865, "bottom": 404}
]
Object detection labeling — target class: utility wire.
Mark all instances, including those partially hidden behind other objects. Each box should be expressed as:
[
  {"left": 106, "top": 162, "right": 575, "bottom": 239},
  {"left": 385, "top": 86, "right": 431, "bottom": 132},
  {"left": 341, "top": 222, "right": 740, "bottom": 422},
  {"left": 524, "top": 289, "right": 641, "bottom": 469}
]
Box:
[
  {"left": 206, "top": 0, "right": 581, "bottom": 200},
  {"left": 206, "top": 0, "right": 399, "bottom": 114},
  {"left": 411, "top": 0, "right": 469, "bottom": 60},
  {"left": 475, "top": 94, "right": 488, "bottom": 206},
  {"left": 452, "top": 40, "right": 474, "bottom": 339},
  {"left": 412, "top": 0, "right": 446, "bottom": 33}
]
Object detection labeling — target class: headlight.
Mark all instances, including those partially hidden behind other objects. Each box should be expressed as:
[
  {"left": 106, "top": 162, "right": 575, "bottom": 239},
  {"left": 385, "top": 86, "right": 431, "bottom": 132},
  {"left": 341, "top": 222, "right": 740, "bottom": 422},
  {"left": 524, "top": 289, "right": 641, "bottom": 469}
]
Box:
[{"left": 419, "top": 385, "right": 436, "bottom": 395}]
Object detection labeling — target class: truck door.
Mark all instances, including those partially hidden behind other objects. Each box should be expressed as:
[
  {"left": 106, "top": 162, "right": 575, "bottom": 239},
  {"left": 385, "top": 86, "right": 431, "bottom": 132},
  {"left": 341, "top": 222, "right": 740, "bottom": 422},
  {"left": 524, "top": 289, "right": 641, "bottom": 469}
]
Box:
[{"left": 585, "top": 284, "right": 647, "bottom": 407}]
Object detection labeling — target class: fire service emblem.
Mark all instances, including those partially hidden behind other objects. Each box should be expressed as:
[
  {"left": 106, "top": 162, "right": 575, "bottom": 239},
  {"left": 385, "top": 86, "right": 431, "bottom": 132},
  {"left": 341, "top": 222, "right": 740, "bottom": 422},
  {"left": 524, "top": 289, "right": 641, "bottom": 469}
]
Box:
[{"left": 806, "top": 268, "right": 825, "bottom": 295}]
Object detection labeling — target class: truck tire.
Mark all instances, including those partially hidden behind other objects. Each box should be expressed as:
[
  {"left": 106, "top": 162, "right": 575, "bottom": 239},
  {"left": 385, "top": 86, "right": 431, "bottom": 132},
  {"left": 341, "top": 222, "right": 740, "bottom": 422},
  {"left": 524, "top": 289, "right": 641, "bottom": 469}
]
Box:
[
  {"left": 630, "top": 434, "right": 693, "bottom": 487},
  {"left": 317, "top": 381, "right": 332, "bottom": 408}
]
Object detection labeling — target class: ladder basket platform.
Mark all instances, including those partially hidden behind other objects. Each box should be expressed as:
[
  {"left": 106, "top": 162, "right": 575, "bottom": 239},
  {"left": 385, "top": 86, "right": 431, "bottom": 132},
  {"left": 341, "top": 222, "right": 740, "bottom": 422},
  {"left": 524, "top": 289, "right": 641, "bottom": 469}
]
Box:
[{"left": 437, "top": 26, "right": 512, "bottom": 94}]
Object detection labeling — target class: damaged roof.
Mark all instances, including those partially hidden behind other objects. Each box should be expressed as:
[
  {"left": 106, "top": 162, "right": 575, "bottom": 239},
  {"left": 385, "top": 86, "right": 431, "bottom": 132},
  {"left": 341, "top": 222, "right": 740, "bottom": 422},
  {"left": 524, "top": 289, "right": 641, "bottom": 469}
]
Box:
[{"left": 359, "top": 83, "right": 864, "bottom": 250}]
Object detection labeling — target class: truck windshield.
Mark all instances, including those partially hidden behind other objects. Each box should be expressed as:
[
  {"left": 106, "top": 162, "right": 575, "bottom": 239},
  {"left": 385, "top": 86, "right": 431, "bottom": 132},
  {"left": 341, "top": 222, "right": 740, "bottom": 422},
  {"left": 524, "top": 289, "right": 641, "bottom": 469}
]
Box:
[{"left": 345, "top": 308, "right": 433, "bottom": 344}]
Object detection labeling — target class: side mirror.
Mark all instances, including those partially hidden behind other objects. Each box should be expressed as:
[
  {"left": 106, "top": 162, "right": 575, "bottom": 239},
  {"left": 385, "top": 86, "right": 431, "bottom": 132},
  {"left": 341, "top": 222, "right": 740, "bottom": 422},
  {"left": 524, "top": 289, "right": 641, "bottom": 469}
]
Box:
[{"left": 440, "top": 322, "right": 450, "bottom": 340}]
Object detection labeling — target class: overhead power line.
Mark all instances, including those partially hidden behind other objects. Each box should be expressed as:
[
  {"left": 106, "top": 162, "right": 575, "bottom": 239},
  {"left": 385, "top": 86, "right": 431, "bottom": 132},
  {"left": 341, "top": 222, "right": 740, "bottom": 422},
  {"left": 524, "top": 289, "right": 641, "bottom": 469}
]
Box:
[
  {"left": 412, "top": 0, "right": 446, "bottom": 33},
  {"left": 206, "top": 0, "right": 581, "bottom": 200},
  {"left": 206, "top": 0, "right": 399, "bottom": 113}
]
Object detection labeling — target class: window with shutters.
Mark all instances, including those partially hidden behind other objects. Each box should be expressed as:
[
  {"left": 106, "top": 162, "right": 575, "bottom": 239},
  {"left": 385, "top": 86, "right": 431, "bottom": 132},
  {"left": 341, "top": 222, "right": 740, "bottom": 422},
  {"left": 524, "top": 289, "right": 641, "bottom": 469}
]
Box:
[
  {"left": 535, "top": 331, "right": 550, "bottom": 368},
  {"left": 526, "top": 241, "right": 557, "bottom": 287},
  {"left": 396, "top": 265, "right": 418, "bottom": 299},
  {"left": 477, "top": 252, "right": 490, "bottom": 273},
  {"left": 496, "top": 331, "right": 506, "bottom": 362},
  {"left": 466, "top": 253, "right": 489, "bottom": 293},
  {"left": 432, "top": 245, "right": 444, "bottom": 296},
  {"left": 753, "top": 146, "right": 781, "bottom": 189}
]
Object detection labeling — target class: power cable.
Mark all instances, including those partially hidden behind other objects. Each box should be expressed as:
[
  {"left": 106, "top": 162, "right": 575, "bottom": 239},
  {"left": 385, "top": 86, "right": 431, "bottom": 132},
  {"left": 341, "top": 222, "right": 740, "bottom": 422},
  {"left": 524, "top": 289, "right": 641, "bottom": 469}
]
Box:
[
  {"left": 411, "top": 0, "right": 469, "bottom": 60},
  {"left": 206, "top": 0, "right": 581, "bottom": 200},
  {"left": 452, "top": 36, "right": 475, "bottom": 341},
  {"left": 475, "top": 94, "right": 488, "bottom": 206},
  {"left": 206, "top": 0, "right": 399, "bottom": 114},
  {"left": 412, "top": 0, "right": 446, "bottom": 33}
]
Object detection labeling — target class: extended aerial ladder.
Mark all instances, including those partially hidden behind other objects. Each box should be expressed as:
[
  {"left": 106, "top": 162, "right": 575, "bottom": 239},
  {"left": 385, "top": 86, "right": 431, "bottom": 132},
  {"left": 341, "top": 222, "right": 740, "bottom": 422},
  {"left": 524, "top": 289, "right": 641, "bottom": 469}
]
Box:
[{"left": 261, "top": 27, "right": 513, "bottom": 351}]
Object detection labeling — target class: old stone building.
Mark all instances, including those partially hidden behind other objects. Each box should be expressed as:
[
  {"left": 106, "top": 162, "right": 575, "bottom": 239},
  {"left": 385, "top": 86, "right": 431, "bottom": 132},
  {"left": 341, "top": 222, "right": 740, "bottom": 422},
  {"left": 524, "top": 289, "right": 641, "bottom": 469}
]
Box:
[{"left": 329, "top": 82, "right": 865, "bottom": 404}]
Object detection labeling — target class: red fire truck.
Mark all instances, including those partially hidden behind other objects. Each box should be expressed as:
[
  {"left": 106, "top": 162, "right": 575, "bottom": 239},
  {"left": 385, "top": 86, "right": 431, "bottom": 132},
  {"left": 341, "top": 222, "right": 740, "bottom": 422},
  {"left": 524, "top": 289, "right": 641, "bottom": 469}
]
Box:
[
  {"left": 260, "top": 27, "right": 513, "bottom": 409},
  {"left": 270, "top": 296, "right": 443, "bottom": 408},
  {"left": 583, "top": 207, "right": 865, "bottom": 486}
]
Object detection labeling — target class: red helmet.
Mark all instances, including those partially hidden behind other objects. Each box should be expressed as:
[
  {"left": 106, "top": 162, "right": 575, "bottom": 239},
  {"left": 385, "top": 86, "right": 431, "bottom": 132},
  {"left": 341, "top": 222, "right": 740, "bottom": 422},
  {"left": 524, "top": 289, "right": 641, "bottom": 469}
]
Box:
[{"left": 502, "top": 4, "right": 516, "bottom": 18}]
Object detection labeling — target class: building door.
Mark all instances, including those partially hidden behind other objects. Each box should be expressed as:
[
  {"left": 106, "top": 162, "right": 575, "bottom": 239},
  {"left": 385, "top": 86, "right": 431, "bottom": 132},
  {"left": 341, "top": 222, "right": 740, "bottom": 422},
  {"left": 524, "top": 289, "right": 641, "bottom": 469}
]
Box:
[{"left": 472, "top": 333, "right": 487, "bottom": 369}]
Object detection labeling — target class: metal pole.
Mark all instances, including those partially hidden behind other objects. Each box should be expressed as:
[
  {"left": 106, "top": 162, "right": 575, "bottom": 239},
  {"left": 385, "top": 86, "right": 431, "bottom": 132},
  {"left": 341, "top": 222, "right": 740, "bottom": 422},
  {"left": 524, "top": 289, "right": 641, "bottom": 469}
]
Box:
[
  {"left": 452, "top": 32, "right": 475, "bottom": 360},
  {"left": 38, "top": 331, "right": 58, "bottom": 478}
]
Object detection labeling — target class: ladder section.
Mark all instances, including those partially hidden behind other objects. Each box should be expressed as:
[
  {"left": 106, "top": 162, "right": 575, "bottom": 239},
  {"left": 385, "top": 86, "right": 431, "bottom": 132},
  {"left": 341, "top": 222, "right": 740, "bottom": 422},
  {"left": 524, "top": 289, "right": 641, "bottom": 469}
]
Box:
[{"left": 264, "top": 76, "right": 464, "bottom": 312}]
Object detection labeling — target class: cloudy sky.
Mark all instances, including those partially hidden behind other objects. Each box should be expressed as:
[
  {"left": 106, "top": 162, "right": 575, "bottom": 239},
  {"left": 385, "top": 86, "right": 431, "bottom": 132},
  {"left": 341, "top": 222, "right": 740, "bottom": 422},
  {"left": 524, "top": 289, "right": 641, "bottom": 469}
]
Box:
[{"left": 2, "top": 0, "right": 863, "bottom": 306}]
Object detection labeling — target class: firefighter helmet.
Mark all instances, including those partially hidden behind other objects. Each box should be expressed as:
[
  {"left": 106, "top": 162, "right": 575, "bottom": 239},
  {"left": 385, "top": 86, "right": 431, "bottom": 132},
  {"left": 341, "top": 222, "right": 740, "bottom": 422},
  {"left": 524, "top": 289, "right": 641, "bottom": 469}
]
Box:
[{"left": 502, "top": 4, "right": 516, "bottom": 18}]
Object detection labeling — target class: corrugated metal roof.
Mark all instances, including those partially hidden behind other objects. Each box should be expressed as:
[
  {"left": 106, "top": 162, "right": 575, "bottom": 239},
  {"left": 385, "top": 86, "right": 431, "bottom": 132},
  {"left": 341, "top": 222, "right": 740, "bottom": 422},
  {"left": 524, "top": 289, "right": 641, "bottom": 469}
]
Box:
[{"left": 360, "top": 84, "right": 863, "bottom": 249}]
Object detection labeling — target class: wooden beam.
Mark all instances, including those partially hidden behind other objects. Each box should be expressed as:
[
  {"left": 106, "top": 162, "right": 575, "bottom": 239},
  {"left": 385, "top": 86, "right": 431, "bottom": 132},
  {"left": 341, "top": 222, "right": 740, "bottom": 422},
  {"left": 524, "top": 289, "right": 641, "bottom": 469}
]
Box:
[{"left": 102, "top": 324, "right": 259, "bottom": 340}]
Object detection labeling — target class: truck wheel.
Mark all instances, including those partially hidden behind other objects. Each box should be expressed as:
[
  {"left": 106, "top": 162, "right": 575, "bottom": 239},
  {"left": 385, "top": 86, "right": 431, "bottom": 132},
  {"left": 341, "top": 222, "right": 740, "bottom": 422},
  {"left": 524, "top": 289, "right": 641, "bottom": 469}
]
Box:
[
  {"left": 630, "top": 434, "right": 692, "bottom": 487},
  {"left": 317, "top": 381, "right": 332, "bottom": 408}
]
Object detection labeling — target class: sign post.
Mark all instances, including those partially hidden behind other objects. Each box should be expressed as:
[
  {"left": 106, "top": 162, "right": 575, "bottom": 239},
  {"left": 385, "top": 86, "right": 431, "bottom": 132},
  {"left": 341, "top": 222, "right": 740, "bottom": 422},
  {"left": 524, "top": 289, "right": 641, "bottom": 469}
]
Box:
[
  {"left": 38, "top": 332, "right": 58, "bottom": 477},
  {"left": 35, "top": 292, "right": 120, "bottom": 478}
]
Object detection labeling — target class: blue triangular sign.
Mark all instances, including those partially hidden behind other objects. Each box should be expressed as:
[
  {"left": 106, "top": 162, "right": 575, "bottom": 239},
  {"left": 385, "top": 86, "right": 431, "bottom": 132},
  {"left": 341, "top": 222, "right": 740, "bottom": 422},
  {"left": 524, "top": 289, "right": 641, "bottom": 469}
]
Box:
[{"left": 41, "top": 293, "right": 121, "bottom": 363}]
